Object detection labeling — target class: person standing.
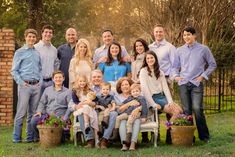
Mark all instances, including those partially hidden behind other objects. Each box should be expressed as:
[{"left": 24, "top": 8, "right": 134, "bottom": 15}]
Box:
[
  {"left": 11, "top": 29, "right": 42, "bottom": 143},
  {"left": 149, "top": 24, "right": 176, "bottom": 93},
  {"left": 34, "top": 25, "right": 60, "bottom": 94},
  {"left": 69, "top": 38, "right": 93, "bottom": 89},
  {"left": 93, "top": 29, "right": 130, "bottom": 67},
  {"left": 57, "top": 28, "right": 78, "bottom": 88},
  {"left": 171, "top": 26, "right": 217, "bottom": 142}
]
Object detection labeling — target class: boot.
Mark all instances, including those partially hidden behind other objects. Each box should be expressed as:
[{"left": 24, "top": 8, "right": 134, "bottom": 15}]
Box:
[
  {"left": 101, "top": 116, "right": 109, "bottom": 129},
  {"left": 100, "top": 138, "right": 109, "bottom": 148},
  {"left": 84, "top": 139, "right": 95, "bottom": 148},
  {"left": 109, "top": 128, "right": 119, "bottom": 141},
  {"left": 123, "top": 132, "right": 132, "bottom": 145}
]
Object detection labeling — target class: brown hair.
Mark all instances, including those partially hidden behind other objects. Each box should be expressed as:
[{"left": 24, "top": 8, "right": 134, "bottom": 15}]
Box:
[
  {"left": 24, "top": 29, "right": 38, "bottom": 37},
  {"left": 130, "top": 83, "right": 141, "bottom": 91},
  {"left": 41, "top": 25, "right": 54, "bottom": 33},
  {"left": 100, "top": 82, "right": 111, "bottom": 89},
  {"left": 52, "top": 70, "right": 64, "bottom": 78},
  {"left": 116, "top": 77, "right": 133, "bottom": 94}
]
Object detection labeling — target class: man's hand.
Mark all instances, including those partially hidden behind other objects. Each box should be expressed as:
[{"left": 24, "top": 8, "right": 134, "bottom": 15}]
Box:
[
  {"left": 97, "top": 57, "right": 107, "bottom": 63},
  {"left": 195, "top": 76, "right": 204, "bottom": 82},
  {"left": 175, "top": 76, "right": 183, "bottom": 82},
  {"left": 33, "top": 112, "right": 42, "bottom": 117}
]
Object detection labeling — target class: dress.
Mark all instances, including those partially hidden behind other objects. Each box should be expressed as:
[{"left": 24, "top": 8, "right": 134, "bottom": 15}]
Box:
[{"left": 69, "top": 59, "right": 92, "bottom": 89}]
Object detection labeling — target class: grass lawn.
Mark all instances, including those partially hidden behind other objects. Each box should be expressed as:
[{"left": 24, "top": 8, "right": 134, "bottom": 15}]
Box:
[{"left": 0, "top": 112, "right": 235, "bottom": 157}]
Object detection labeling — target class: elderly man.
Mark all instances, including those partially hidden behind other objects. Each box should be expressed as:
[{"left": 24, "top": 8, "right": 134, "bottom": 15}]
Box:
[
  {"left": 76, "top": 69, "right": 118, "bottom": 148},
  {"left": 57, "top": 28, "right": 78, "bottom": 88}
]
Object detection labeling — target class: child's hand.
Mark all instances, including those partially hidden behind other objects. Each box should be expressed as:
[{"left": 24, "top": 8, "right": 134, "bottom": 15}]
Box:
[
  {"left": 155, "top": 104, "right": 161, "bottom": 110},
  {"left": 131, "top": 108, "right": 140, "bottom": 118},
  {"left": 141, "top": 118, "right": 146, "bottom": 123}
]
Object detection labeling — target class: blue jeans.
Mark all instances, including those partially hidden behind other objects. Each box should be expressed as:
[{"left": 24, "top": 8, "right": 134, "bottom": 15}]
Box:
[
  {"left": 78, "top": 111, "right": 118, "bottom": 141},
  {"left": 13, "top": 84, "right": 41, "bottom": 142},
  {"left": 119, "top": 119, "right": 140, "bottom": 143},
  {"left": 179, "top": 82, "right": 209, "bottom": 140},
  {"left": 103, "top": 111, "right": 118, "bottom": 140},
  {"left": 152, "top": 93, "right": 168, "bottom": 110}
]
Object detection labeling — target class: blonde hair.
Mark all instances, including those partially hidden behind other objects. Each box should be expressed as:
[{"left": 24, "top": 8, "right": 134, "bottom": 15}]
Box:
[
  {"left": 73, "top": 75, "right": 91, "bottom": 97},
  {"left": 74, "top": 38, "right": 92, "bottom": 68},
  {"left": 130, "top": 83, "right": 141, "bottom": 91},
  {"left": 24, "top": 28, "right": 38, "bottom": 37},
  {"left": 87, "top": 91, "right": 96, "bottom": 100}
]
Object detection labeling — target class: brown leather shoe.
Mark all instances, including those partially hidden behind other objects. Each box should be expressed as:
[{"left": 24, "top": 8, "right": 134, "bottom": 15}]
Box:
[
  {"left": 100, "top": 138, "right": 108, "bottom": 148},
  {"left": 84, "top": 139, "right": 95, "bottom": 148}
]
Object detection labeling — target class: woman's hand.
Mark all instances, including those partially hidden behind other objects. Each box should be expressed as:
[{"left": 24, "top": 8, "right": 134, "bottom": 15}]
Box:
[
  {"left": 175, "top": 76, "right": 183, "bottom": 82},
  {"left": 128, "top": 100, "right": 140, "bottom": 107}
]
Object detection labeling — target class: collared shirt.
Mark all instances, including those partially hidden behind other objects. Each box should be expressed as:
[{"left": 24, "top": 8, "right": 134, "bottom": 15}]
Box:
[
  {"left": 36, "top": 86, "right": 72, "bottom": 117},
  {"left": 149, "top": 39, "right": 176, "bottom": 76},
  {"left": 11, "top": 45, "right": 42, "bottom": 85},
  {"left": 93, "top": 45, "right": 129, "bottom": 64},
  {"left": 34, "top": 40, "right": 60, "bottom": 79},
  {"left": 122, "top": 95, "right": 148, "bottom": 118},
  {"left": 98, "top": 60, "right": 131, "bottom": 82},
  {"left": 57, "top": 43, "right": 75, "bottom": 88},
  {"left": 96, "top": 94, "right": 115, "bottom": 108},
  {"left": 171, "top": 42, "right": 217, "bottom": 86},
  {"left": 91, "top": 85, "right": 101, "bottom": 96}
]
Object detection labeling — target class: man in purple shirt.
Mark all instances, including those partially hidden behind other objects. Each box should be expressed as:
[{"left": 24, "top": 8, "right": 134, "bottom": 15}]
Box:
[{"left": 172, "top": 26, "right": 217, "bottom": 142}]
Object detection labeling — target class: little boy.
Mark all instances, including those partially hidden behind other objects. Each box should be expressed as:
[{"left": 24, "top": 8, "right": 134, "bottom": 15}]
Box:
[
  {"left": 110, "top": 83, "right": 148, "bottom": 144},
  {"left": 96, "top": 82, "right": 116, "bottom": 129}
]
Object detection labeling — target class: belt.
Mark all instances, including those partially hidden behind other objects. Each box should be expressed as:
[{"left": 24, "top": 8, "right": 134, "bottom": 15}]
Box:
[
  {"left": 24, "top": 80, "right": 39, "bottom": 85},
  {"left": 43, "top": 78, "right": 52, "bottom": 82}
]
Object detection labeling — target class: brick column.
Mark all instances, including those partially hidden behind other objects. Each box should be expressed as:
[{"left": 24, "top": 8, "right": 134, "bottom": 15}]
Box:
[{"left": 0, "top": 28, "right": 15, "bottom": 126}]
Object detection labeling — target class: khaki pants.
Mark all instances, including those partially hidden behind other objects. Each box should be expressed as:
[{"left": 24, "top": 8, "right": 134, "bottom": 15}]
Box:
[{"left": 115, "top": 112, "right": 141, "bottom": 133}]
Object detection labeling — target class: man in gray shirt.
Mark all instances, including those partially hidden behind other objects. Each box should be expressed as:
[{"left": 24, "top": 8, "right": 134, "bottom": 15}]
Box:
[
  {"left": 31, "top": 70, "right": 71, "bottom": 142},
  {"left": 34, "top": 25, "right": 60, "bottom": 94}
]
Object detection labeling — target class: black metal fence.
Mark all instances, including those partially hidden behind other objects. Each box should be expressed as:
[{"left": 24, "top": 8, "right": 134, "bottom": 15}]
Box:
[{"left": 203, "top": 66, "right": 235, "bottom": 112}]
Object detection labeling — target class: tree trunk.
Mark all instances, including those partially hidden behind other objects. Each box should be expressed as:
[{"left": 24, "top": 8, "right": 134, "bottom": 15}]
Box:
[{"left": 27, "top": 0, "right": 43, "bottom": 35}]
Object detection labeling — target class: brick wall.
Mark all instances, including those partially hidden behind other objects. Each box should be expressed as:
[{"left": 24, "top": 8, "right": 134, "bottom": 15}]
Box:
[{"left": 0, "top": 28, "right": 15, "bottom": 126}]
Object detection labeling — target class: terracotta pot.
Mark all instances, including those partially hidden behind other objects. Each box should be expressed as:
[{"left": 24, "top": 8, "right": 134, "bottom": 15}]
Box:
[
  {"left": 37, "top": 125, "right": 63, "bottom": 147},
  {"left": 171, "top": 125, "right": 196, "bottom": 146}
]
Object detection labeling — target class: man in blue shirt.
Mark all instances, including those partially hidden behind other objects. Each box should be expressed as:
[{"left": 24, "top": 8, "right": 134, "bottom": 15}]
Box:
[
  {"left": 172, "top": 26, "right": 217, "bottom": 142},
  {"left": 11, "top": 29, "right": 42, "bottom": 143}
]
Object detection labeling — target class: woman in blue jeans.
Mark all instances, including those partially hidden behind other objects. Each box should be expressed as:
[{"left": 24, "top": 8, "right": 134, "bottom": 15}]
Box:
[{"left": 139, "top": 51, "right": 182, "bottom": 123}]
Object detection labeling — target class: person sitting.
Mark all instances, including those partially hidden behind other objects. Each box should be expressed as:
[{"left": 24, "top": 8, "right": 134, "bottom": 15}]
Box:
[
  {"left": 31, "top": 70, "right": 72, "bottom": 143},
  {"left": 110, "top": 83, "right": 148, "bottom": 144},
  {"left": 96, "top": 82, "right": 116, "bottom": 130}
]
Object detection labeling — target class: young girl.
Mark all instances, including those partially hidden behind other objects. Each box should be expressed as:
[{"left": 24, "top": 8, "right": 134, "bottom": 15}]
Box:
[
  {"left": 139, "top": 51, "right": 183, "bottom": 122},
  {"left": 71, "top": 75, "right": 99, "bottom": 146}
]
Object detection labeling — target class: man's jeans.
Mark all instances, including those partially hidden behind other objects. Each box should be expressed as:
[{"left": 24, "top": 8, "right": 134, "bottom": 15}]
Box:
[
  {"left": 78, "top": 111, "right": 118, "bottom": 141},
  {"left": 13, "top": 84, "right": 41, "bottom": 142},
  {"left": 179, "top": 82, "right": 209, "bottom": 140}
]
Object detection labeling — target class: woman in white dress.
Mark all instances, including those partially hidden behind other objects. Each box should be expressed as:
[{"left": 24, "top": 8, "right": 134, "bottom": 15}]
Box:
[{"left": 69, "top": 38, "right": 93, "bottom": 89}]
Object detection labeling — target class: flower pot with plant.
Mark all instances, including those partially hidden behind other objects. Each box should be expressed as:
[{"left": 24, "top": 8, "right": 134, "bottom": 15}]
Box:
[
  {"left": 166, "top": 114, "right": 196, "bottom": 146},
  {"left": 37, "top": 114, "right": 63, "bottom": 147}
]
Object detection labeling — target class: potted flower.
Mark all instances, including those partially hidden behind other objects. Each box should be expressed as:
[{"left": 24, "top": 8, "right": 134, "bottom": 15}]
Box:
[
  {"left": 166, "top": 114, "right": 196, "bottom": 146},
  {"left": 37, "top": 114, "right": 64, "bottom": 147}
]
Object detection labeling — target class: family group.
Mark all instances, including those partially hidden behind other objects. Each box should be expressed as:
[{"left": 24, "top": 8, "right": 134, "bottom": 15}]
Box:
[{"left": 11, "top": 24, "right": 217, "bottom": 151}]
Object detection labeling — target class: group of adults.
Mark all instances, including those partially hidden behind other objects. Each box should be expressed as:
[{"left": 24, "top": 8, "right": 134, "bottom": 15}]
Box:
[{"left": 11, "top": 23, "right": 217, "bottom": 151}]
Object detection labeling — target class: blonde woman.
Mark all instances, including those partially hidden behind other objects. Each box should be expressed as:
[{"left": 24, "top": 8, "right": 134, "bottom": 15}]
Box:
[{"left": 69, "top": 38, "right": 93, "bottom": 89}]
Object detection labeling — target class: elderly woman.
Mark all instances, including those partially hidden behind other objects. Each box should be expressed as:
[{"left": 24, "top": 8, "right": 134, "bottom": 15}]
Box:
[
  {"left": 114, "top": 77, "right": 141, "bottom": 151},
  {"left": 69, "top": 38, "right": 93, "bottom": 89}
]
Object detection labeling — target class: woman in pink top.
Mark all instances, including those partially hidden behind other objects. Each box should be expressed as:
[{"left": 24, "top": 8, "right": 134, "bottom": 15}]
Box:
[{"left": 139, "top": 51, "right": 182, "bottom": 122}]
